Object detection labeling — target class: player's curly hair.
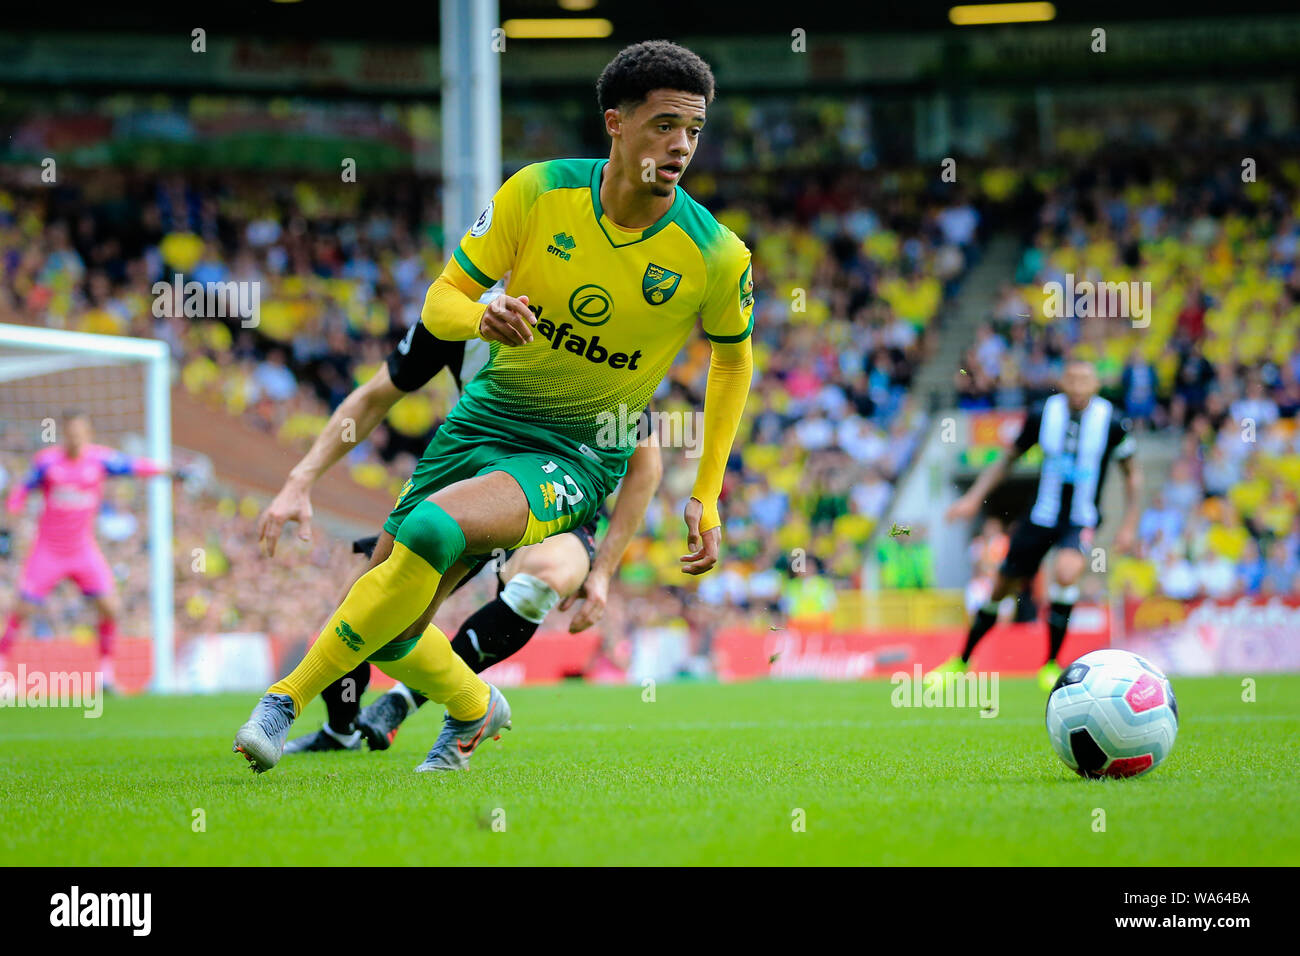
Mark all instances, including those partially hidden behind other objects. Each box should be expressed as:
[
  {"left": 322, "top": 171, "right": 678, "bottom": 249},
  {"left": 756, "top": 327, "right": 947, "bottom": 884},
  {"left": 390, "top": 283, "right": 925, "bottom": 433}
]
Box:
[{"left": 596, "top": 40, "right": 715, "bottom": 114}]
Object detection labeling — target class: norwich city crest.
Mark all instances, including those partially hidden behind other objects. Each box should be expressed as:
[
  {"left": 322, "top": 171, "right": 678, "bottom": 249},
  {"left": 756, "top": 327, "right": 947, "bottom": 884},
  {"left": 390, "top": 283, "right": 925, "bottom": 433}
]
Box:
[{"left": 642, "top": 263, "right": 682, "bottom": 305}]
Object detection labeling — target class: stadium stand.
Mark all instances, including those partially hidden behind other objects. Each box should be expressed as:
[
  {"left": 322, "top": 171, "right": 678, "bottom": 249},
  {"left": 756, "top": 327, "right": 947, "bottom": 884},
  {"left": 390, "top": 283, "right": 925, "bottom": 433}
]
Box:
[
  {"left": 948, "top": 146, "right": 1300, "bottom": 600},
  {"left": 0, "top": 156, "right": 978, "bottom": 651}
]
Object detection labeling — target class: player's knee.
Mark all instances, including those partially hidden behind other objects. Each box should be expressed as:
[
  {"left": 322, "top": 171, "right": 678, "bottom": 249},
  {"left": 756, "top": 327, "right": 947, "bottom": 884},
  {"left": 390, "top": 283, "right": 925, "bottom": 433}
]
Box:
[
  {"left": 1048, "top": 581, "right": 1080, "bottom": 605},
  {"left": 499, "top": 573, "right": 560, "bottom": 625},
  {"left": 508, "top": 537, "right": 588, "bottom": 596},
  {"left": 395, "top": 499, "right": 467, "bottom": 573},
  {"left": 512, "top": 557, "right": 582, "bottom": 598},
  {"left": 1054, "top": 555, "right": 1085, "bottom": 586}
]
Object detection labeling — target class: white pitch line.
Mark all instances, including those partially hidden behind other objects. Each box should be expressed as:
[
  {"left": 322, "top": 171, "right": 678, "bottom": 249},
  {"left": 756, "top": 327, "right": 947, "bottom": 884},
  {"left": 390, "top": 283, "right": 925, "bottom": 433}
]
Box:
[{"left": 0, "top": 710, "right": 1291, "bottom": 743}]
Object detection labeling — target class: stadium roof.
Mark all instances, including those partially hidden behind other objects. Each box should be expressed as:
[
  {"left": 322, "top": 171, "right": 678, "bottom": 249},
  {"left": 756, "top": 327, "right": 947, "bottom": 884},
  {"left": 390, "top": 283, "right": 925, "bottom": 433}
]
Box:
[{"left": 11, "top": 0, "right": 1300, "bottom": 43}]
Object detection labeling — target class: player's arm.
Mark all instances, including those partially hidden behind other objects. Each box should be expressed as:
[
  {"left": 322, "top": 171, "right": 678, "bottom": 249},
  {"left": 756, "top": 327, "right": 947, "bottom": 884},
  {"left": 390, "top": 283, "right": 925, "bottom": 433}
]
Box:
[
  {"left": 561, "top": 433, "right": 663, "bottom": 632},
  {"left": 5, "top": 460, "right": 46, "bottom": 514},
  {"left": 1112, "top": 416, "right": 1142, "bottom": 554},
  {"left": 420, "top": 168, "right": 542, "bottom": 347},
  {"left": 422, "top": 266, "right": 535, "bottom": 347},
  {"left": 683, "top": 247, "right": 756, "bottom": 575},
  {"left": 257, "top": 364, "right": 405, "bottom": 556},
  {"left": 258, "top": 317, "right": 479, "bottom": 555},
  {"left": 103, "top": 452, "right": 169, "bottom": 479},
  {"left": 946, "top": 408, "right": 1040, "bottom": 521},
  {"left": 591, "top": 433, "right": 663, "bottom": 583}
]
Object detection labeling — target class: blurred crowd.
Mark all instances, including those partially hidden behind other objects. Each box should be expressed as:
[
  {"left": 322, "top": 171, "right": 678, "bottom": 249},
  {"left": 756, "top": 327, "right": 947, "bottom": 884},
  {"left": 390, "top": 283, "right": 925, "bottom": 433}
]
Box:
[
  {"left": 957, "top": 144, "right": 1300, "bottom": 601},
  {"left": 7, "top": 121, "right": 1294, "bottom": 657},
  {"left": 0, "top": 157, "right": 987, "bottom": 647},
  {"left": 0, "top": 445, "right": 359, "bottom": 640}
]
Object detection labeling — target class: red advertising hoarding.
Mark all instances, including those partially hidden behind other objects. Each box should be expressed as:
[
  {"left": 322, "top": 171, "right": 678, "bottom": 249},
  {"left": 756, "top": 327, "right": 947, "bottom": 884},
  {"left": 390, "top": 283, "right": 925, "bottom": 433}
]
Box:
[
  {"left": 1119, "top": 595, "right": 1300, "bottom": 675},
  {"left": 713, "top": 604, "right": 1110, "bottom": 681}
]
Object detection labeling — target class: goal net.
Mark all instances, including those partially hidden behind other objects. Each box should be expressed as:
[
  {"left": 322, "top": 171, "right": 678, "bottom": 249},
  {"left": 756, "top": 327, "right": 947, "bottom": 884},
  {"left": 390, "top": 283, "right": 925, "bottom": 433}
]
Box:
[{"left": 0, "top": 323, "right": 174, "bottom": 691}]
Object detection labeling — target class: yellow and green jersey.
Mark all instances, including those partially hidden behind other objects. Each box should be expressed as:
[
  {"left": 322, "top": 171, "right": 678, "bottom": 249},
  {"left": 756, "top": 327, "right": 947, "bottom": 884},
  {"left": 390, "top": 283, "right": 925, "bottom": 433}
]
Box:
[{"left": 427, "top": 158, "right": 754, "bottom": 486}]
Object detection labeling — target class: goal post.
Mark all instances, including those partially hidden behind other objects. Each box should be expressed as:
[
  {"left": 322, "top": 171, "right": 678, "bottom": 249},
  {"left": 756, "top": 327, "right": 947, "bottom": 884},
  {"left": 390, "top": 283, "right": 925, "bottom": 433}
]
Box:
[{"left": 0, "top": 323, "right": 174, "bottom": 692}]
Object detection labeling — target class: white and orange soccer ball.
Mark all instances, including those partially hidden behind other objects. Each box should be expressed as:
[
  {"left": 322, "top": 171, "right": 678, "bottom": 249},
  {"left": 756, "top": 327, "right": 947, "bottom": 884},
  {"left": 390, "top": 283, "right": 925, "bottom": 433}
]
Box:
[{"left": 1045, "top": 649, "right": 1179, "bottom": 779}]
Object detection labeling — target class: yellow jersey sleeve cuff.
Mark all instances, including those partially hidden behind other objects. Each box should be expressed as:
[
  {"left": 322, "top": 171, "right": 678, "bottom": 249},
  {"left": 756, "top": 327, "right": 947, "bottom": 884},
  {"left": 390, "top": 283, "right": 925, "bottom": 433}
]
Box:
[
  {"left": 690, "top": 338, "right": 753, "bottom": 536},
  {"left": 703, "top": 312, "right": 754, "bottom": 344},
  {"left": 695, "top": 497, "right": 722, "bottom": 535}
]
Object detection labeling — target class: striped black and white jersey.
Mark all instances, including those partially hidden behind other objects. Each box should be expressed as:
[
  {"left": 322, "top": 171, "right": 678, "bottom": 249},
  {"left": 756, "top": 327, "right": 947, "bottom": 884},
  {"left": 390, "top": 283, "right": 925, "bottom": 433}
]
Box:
[{"left": 1013, "top": 393, "right": 1135, "bottom": 529}]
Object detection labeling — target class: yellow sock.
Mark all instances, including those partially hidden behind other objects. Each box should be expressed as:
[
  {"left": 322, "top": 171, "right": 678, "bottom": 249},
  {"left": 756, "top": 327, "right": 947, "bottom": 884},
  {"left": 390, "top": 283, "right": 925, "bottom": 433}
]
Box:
[
  {"left": 270, "top": 542, "right": 441, "bottom": 714},
  {"left": 377, "top": 623, "right": 490, "bottom": 720}
]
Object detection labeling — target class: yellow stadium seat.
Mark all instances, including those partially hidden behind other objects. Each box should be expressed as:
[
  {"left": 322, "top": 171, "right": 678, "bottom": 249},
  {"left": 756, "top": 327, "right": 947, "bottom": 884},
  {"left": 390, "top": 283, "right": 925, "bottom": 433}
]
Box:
[
  {"left": 1204, "top": 523, "right": 1249, "bottom": 562},
  {"left": 349, "top": 462, "right": 390, "bottom": 490},
  {"left": 386, "top": 394, "right": 436, "bottom": 438},
  {"left": 1112, "top": 556, "right": 1158, "bottom": 598},
  {"left": 1227, "top": 477, "right": 1269, "bottom": 518}
]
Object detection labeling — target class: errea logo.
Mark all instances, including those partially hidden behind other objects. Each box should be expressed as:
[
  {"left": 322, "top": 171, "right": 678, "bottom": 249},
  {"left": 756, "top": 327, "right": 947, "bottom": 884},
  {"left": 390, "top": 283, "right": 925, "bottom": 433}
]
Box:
[
  {"left": 335, "top": 621, "right": 364, "bottom": 651},
  {"left": 548, "top": 232, "right": 576, "bottom": 261}
]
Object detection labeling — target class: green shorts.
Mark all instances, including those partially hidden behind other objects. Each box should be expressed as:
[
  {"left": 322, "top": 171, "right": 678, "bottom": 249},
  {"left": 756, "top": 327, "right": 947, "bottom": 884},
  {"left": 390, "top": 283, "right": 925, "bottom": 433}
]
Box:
[
  {"left": 369, "top": 415, "right": 615, "bottom": 665},
  {"left": 369, "top": 417, "right": 608, "bottom": 664},
  {"left": 380, "top": 414, "right": 609, "bottom": 555}
]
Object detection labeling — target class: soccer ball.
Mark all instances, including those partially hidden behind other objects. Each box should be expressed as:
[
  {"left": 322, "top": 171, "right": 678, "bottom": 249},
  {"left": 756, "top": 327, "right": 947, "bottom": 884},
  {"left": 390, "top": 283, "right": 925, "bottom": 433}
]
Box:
[{"left": 1045, "top": 649, "right": 1178, "bottom": 779}]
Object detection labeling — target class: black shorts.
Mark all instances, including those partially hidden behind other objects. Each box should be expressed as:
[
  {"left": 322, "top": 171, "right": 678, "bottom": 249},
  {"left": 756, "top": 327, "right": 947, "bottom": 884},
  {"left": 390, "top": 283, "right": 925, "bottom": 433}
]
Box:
[
  {"left": 351, "top": 517, "right": 599, "bottom": 595},
  {"left": 1000, "top": 520, "right": 1094, "bottom": 580}
]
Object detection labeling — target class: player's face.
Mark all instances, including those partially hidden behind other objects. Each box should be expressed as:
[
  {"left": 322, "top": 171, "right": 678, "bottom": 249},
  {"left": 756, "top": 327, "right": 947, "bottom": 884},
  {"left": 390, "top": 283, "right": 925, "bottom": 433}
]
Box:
[
  {"left": 1062, "top": 364, "right": 1098, "bottom": 410},
  {"left": 64, "top": 416, "right": 91, "bottom": 452},
  {"left": 615, "top": 89, "right": 706, "bottom": 198}
]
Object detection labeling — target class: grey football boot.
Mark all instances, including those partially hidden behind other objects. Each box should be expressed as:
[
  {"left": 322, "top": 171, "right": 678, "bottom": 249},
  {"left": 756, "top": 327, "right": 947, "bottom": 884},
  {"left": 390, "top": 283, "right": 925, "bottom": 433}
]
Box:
[
  {"left": 357, "top": 689, "right": 413, "bottom": 751},
  {"left": 414, "top": 684, "right": 512, "bottom": 772},
  {"left": 232, "top": 693, "right": 296, "bottom": 773}
]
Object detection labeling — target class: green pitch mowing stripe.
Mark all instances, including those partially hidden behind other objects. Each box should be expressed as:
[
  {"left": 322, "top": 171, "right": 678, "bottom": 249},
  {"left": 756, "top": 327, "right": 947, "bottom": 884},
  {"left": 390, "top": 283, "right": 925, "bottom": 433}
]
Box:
[{"left": 1, "top": 676, "right": 1296, "bottom": 866}]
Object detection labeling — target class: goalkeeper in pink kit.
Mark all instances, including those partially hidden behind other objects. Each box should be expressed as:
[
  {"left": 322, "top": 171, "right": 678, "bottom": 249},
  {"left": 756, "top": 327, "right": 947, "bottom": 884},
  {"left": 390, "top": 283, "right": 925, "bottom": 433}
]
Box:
[{"left": 2, "top": 411, "right": 170, "bottom": 686}]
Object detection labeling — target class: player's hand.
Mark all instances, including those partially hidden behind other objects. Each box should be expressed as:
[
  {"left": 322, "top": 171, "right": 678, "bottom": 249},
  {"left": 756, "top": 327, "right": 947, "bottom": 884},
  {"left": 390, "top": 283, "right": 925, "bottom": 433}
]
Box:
[
  {"left": 559, "top": 568, "right": 610, "bottom": 632},
  {"left": 680, "top": 496, "right": 721, "bottom": 575},
  {"left": 257, "top": 479, "right": 313, "bottom": 557},
  {"left": 946, "top": 494, "right": 979, "bottom": 522},
  {"left": 1113, "top": 523, "right": 1137, "bottom": 555},
  {"left": 479, "top": 294, "right": 535, "bottom": 346}
]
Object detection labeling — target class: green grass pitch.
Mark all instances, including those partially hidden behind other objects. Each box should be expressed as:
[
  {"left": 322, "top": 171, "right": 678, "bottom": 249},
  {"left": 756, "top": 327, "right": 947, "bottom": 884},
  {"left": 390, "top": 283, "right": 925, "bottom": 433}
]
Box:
[{"left": 2, "top": 676, "right": 1297, "bottom": 865}]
